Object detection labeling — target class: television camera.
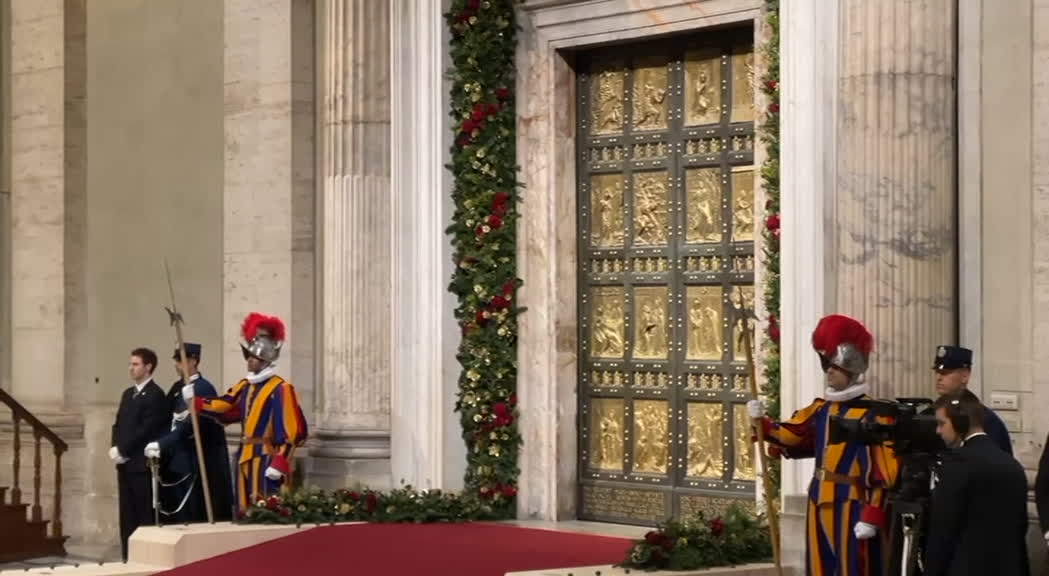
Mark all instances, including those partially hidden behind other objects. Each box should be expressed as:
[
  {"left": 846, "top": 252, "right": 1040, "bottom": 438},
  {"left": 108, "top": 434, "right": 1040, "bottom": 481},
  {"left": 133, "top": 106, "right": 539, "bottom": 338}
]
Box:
[{"left": 827, "top": 398, "right": 943, "bottom": 576}]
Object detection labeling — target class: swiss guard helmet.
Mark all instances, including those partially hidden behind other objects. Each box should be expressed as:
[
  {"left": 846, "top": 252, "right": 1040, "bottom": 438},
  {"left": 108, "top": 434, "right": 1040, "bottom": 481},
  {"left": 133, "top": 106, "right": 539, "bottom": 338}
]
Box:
[
  {"left": 240, "top": 312, "right": 286, "bottom": 364},
  {"left": 811, "top": 314, "right": 873, "bottom": 376}
]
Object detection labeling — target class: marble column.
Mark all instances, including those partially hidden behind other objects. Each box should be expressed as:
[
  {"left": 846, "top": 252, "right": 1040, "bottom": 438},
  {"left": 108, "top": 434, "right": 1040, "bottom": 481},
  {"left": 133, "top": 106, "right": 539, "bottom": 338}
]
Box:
[
  {"left": 389, "top": 0, "right": 465, "bottom": 491},
  {"left": 309, "top": 0, "right": 392, "bottom": 490},
  {"left": 9, "top": 0, "right": 66, "bottom": 407},
  {"left": 223, "top": 0, "right": 316, "bottom": 427},
  {"left": 0, "top": 0, "right": 10, "bottom": 392},
  {"left": 834, "top": 0, "right": 956, "bottom": 399}
]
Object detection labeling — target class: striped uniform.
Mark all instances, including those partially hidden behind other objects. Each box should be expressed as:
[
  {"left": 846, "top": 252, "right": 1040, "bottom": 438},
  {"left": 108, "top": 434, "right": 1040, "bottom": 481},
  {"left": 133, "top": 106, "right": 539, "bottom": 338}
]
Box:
[
  {"left": 761, "top": 397, "right": 899, "bottom": 576},
  {"left": 195, "top": 375, "right": 308, "bottom": 512}
]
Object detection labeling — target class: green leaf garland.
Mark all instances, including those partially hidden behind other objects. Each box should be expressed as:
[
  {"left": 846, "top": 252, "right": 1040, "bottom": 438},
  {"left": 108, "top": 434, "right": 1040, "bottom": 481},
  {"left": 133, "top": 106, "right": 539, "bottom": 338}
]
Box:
[
  {"left": 445, "top": 0, "right": 523, "bottom": 518},
  {"left": 758, "top": 0, "right": 781, "bottom": 493}
]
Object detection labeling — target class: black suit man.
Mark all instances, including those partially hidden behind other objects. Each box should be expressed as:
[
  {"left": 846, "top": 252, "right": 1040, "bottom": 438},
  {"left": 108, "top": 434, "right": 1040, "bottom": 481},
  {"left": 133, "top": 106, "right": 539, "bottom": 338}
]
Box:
[
  {"left": 924, "top": 393, "right": 1028, "bottom": 576},
  {"left": 110, "top": 347, "right": 170, "bottom": 561}
]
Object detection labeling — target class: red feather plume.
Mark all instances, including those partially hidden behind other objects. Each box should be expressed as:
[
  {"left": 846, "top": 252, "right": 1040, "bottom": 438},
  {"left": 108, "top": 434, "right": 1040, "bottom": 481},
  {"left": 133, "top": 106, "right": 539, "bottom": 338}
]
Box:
[
  {"left": 241, "top": 312, "right": 287, "bottom": 342},
  {"left": 811, "top": 314, "right": 872, "bottom": 357}
]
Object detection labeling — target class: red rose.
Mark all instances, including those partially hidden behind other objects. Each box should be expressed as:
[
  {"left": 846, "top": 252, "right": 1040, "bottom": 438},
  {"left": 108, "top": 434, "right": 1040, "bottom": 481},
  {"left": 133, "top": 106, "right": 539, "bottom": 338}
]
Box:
[
  {"left": 475, "top": 309, "right": 487, "bottom": 325},
  {"left": 493, "top": 191, "right": 510, "bottom": 206},
  {"left": 501, "top": 484, "right": 517, "bottom": 497},
  {"left": 349, "top": 491, "right": 361, "bottom": 502},
  {"left": 495, "top": 87, "right": 510, "bottom": 100},
  {"left": 501, "top": 280, "right": 515, "bottom": 295},
  {"left": 493, "top": 402, "right": 512, "bottom": 426},
  {"left": 475, "top": 225, "right": 486, "bottom": 238},
  {"left": 765, "top": 213, "right": 780, "bottom": 231},
  {"left": 768, "top": 102, "right": 780, "bottom": 114},
  {"left": 471, "top": 103, "right": 487, "bottom": 122},
  {"left": 366, "top": 492, "right": 378, "bottom": 512},
  {"left": 644, "top": 531, "right": 664, "bottom": 545},
  {"left": 279, "top": 507, "right": 291, "bottom": 517},
  {"left": 765, "top": 80, "right": 778, "bottom": 91},
  {"left": 266, "top": 496, "right": 281, "bottom": 511},
  {"left": 710, "top": 517, "right": 725, "bottom": 536},
  {"left": 492, "top": 203, "right": 508, "bottom": 217},
  {"left": 486, "top": 103, "right": 499, "bottom": 117},
  {"left": 768, "top": 316, "right": 781, "bottom": 344},
  {"left": 509, "top": 394, "right": 517, "bottom": 406},
  {"left": 492, "top": 295, "right": 510, "bottom": 310},
  {"left": 488, "top": 214, "right": 503, "bottom": 229}
]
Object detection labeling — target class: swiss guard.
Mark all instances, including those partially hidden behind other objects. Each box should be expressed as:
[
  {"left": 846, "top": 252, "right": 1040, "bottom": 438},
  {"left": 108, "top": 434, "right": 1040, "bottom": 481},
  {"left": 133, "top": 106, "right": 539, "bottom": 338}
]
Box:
[
  {"left": 143, "top": 343, "right": 234, "bottom": 523},
  {"left": 182, "top": 313, "right": 309, "bottom": 513},
  {"left": 747, "top": 314, "right": 900, "bottom": 576}
]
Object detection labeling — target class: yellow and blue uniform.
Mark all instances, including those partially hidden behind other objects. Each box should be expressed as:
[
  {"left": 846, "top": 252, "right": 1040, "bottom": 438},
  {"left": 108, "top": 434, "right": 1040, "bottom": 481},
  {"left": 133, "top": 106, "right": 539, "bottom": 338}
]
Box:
[
  {"left": 761, "top": 397, "right": 899, "bottom": 576},
  {"left": 195, "top": 375, "right": 308, "bottom": 512}
]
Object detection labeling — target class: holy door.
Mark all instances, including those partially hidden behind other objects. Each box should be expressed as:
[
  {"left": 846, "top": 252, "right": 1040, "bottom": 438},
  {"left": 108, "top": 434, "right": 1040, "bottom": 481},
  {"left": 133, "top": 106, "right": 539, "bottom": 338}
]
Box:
[{"left": 576, "top": 28, "right": 760, "bottom": 525}]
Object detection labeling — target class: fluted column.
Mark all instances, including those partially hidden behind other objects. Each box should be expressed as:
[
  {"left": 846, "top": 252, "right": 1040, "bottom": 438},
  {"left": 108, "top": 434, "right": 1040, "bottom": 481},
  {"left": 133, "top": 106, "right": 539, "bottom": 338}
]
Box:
[
  {"left": 834, "top": 0, "right": 956, "bottom": 399},
  {"left": 311, "top": 0, "right": 392, "bottom": 489}
]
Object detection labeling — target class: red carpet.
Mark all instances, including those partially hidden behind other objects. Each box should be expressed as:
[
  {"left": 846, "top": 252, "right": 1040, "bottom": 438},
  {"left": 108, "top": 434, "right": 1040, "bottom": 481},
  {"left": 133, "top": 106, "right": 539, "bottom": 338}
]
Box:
[{"left": 155, "top": 523, "right": 634, "bottom": 576}]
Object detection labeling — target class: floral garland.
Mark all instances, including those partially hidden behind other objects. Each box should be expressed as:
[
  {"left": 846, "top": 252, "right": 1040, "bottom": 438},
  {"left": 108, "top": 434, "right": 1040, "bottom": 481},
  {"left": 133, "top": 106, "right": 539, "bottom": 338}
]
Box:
[
  {"left": 241, "top": 486, "right": 497, "bottom": 525},
  {"left": 445, "top": 0, "right": 522, "bottom": 517},
  {"left": 758, "top": 0, "right": 782, "bottom": 492},
  {"left": 618, "top": 503, "right": 772, "bottom": 571}
]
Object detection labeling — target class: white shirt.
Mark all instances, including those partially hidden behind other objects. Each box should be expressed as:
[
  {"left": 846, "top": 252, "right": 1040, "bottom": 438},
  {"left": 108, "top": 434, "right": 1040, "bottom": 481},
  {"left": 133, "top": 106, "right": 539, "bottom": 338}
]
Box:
[
  {"left": 133, "top": 377, "right": 152, "bottom": 395},
  {"left": 961, "top": 431, "right": 987, "bottom": 445}
]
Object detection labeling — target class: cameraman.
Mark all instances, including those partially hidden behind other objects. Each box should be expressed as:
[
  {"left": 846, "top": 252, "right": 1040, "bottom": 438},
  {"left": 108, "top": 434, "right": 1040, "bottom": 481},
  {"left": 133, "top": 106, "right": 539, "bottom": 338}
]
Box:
[
  {"left": 924, "top": 393, "right": 1028, "bottom": 576},
  {"left": 930, "top": 345, "right": 1011, "bottom": 454}
]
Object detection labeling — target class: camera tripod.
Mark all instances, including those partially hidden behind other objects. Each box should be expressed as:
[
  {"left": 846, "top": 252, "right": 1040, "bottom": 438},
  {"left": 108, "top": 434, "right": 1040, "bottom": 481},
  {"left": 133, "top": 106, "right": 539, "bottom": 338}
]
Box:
[{"left": 886, "top": 497, "right": 929, "bottom": 576}]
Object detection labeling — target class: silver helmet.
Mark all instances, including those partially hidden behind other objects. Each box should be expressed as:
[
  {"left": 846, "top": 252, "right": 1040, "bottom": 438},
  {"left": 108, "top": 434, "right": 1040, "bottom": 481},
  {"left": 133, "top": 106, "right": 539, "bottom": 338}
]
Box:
[
  {"left": 811, "top": 314, "right": 873, "bottom": 376},
  {"left": 240, "top": 312, "right": 286, "bottom": 364}
]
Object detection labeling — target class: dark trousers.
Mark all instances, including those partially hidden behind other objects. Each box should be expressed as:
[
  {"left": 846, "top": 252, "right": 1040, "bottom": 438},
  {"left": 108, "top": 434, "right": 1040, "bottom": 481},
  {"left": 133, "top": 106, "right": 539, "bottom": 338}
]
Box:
[{"left": 117, "top": 468, "right": 154, "bottom": 561}]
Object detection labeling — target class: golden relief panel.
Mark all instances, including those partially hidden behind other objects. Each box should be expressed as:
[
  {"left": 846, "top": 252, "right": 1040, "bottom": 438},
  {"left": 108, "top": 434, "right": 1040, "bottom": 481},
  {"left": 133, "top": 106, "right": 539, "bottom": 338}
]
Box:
[
  {"left": 732, "top": 285, "right": 756, "bottom": 362},
  {"left": 732, "top": 374, "right": 751, "bottom": 393},
  {"left": 582, "top": 486, "right": 667, "bottom": 523},
  {"left": 687, "top": 402, "right": 724, "bottom": 479},
  {"left": 632, "top": 257, "right": 670, "bottom": 273},
  {"left": 686, "top": 286, "right": 724, "bottom": 361},
  {"left": 591, "top": 69, "right": 626, "bottom": 135},
  {"left": 632, "top": 372, "right": 670, "bottom": 389},
  {"left": 732, "top": 403, "right": 756, "bottom": 481},
  {"left": 686, "top": 168, "right": 723, "bottom": 244},
  {"left": 632, "top": 400, "right": 669, "bottom": 474},
  {"left": 632, "top": 171, "right": 669, "bottom": 246},
  {"left": 631, "top": 63, "right": 669, "bottom": 132},
  {"left": 589, "top": 370, "right": 627, "bottom": 389},
  {"left": 730, "top": 50, "right": 756, "bottom": 124},
  {"left": 685, "top": 373, "right": 723, "bottom": 391},
  {"left": 633, "top": 286, "right": 670, "bottom": 360},
  {"left": 686, "top": 138, "right": 723, "bottom": 156},
  {"left": 591, "top": 258, "right": 627, "bottom": 274},
  {"left": 686, "top": 256, "right": 722, "bottom": 272},
  {"left": 633, "top": 142, "right": 669, "bottom": 160},
  {"left": 680, "top": 495, "right": 756, "bottom": 520},
  {"left": 589, "top": 397, "right": 625, "bottom": 472},
  {"left": 731, "top": 167, "right": 755, "bottom": 242},
  {"left": 590, "top": 173, "right": 626, "bottom": 248},
  {"left": 589, "top": 145, "right": 627, "bottom": 164},
  {"left": 590, "top": 287, "right": 626, "bottom": 359},
  {"left": 685, "top": 51, "right": 721, "bottom": 126}
]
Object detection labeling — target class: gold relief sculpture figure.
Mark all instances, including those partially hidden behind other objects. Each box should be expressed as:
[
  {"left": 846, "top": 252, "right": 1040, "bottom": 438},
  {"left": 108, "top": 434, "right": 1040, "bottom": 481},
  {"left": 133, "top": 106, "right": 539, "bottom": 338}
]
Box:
[
  {"left": 731, "top": 168, "right": 755, "bottom": 242},
  {"left": 687, "top": 403, "right": 724, "bottom": 478},
  {"left": 632, "top": 66, "right": 668, "bottom": 131},
  {"left": 732, "top": 285, "right": 756, "bottom": 361},
  {"left": 633, "top": 400, "right": 669, "bottom": 474},
  {"left": 685, "top": 53, "right": 721, "bottom": 126},
  {"left": 591, "top": 288, "right": 625, "bottom": 358},
  {"left": 592, "top": 70, "right": 625, "bottom": 134},
  {"left": 633, "top": 287, "right": 669, "bottom": 359},
  {"left": 731, "top": 51, "right": 756, "bottom": 124},
  {"left": 732, "top": 404, "right": 756, "bottom": 480},
  {"left": 590, "top": 174, "right": 625, "bottom": 247},
  {"left": 686, "top": 168, "right": 722, "bottom": 244},
  {"left": 686, "top": 286, "right": 723, "bottom": 361},
  {"left": 633, "top": 172, "right": 669, "bottom": 246},
  {"left": 590, "top": 398, "right": 625, "bottom": 471}
]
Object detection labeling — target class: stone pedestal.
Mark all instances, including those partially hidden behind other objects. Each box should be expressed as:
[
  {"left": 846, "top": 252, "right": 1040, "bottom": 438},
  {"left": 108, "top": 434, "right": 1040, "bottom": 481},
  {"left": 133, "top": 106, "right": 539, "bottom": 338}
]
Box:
[
  {"left": 834, "top": 0, "right": 956, "bottom": 399},
  {"left": 309, "top": 0, "right": 392, "bottom": 491}
]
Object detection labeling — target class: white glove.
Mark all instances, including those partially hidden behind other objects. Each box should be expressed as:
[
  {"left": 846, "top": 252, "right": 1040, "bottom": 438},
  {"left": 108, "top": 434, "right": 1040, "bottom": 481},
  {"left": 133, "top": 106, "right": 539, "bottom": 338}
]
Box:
[
  {"left": 746, "top": 399, "right": 765, "bottom": 419},
  {"left": 265, "top": 467, "right": 283, "bottom": 481},
  {"left": 173, "top": 410, "right": 189, "bottom": 422},
  {"left": 144, "top": 442, "right": 160, "bottom": 459},
  {"left": 181, "top": 384, "right": 195, "bottom": 401},
  {"left": 854, "top": 522, "right": 877, "bottom": 540},
  {"left": 1043, "top": 530, "right": 1049, "bottom": 546},
  {"left": 109, "top": 446, "right": 128, "bottom": 465}
]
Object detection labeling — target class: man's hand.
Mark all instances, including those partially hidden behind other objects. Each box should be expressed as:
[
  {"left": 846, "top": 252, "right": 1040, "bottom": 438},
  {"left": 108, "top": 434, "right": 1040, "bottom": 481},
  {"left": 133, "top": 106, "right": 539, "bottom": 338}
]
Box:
[
  {"left": 746, "top": 399, "right": 765, "bottom": 419},
  {"left": 109, "top": 446, "right": 128, "bottom": 465},
  {"left": 144, "top": 442, "right": 161, "bottom": 459},
  {"left": 1043, "top": 530, "right": 1049, "bottom": 546},
  {"left": 854, "top": 522, "right": 877, "bottom": 540},
  {"left": 265, "top": 467, "right": 284, "bottom": 481},
  {"left": 181, "top": 384, "right": 195, "bottom": 401}
]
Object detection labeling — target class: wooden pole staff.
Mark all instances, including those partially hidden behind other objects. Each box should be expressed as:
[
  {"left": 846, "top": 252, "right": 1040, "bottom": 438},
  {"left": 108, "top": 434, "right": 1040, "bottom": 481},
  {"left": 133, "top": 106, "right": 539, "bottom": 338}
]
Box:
[
  {"left": 164, "top": 260, "right": 215, "bottom": 523},
  {"left": 736, "top": 291, "right": 783, "bottom": 576}
]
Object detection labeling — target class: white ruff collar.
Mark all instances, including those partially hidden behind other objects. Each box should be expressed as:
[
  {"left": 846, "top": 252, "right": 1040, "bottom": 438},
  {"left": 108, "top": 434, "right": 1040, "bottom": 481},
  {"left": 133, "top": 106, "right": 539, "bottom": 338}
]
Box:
[
  {"left": 246, "top": 363, "right": 278, "bottom": 385},
  {"left": 824, "top": 380, "right": 869, "bottom": 402}
]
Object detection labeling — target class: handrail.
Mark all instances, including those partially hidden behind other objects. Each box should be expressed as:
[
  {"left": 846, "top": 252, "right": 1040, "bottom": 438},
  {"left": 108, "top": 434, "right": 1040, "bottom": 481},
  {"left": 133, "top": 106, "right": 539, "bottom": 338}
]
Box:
[{"left": 0, "top": 388, "right": 67, "bottom": 453}]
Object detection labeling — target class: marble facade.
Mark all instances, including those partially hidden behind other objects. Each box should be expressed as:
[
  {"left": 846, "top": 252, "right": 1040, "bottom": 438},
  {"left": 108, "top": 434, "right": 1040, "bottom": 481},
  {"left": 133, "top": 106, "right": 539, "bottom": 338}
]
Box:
[{"left": 1, "top": 0, "right": 1049, "bottom": 569}]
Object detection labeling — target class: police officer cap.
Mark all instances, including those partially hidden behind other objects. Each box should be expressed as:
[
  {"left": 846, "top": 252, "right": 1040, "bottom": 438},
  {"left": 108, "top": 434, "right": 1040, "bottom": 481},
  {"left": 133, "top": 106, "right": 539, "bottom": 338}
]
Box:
[
  {"left": 933, "top": 345, "right": 971, "bottom": 371},
  {"left": 173, "top": 342, "right": 202, "bottom": 360}
]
